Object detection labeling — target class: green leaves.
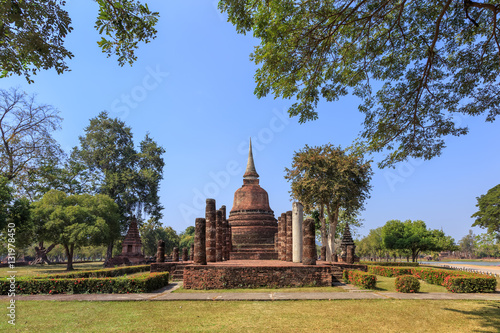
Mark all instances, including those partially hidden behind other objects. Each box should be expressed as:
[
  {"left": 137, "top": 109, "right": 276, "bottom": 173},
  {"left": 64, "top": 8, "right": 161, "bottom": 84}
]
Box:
[
  {"left": 472, "top": 184, "right": 500, "bottom": 239},
  {"left": 285, "top": 144, "right": 372, "bottom": 217},
  {"left": 0, "top": 0, "right": 73, "bottom": 82},
  {"left": 220, "top": 0, "right": 500, "bottom": 167},
  {"left": 381, "top": 219, "right": 456, "bottom": 261},
  {"left": 0, "top": 0, "right": 158, "bottom": 82},
  {"left": 94, "top": 0, "right": 159, "bottom": 66},
  {"left": 75, "top": 111, "right": 165, "bottom": 233},
  {"left": 31, "top": 190, "right": 120, "bottom": 248}
]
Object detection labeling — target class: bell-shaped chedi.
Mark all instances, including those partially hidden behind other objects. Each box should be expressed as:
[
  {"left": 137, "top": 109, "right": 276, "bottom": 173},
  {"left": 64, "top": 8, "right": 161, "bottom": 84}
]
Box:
[{"left": 228, "top": 139, "right": 278, "bottom": 260}]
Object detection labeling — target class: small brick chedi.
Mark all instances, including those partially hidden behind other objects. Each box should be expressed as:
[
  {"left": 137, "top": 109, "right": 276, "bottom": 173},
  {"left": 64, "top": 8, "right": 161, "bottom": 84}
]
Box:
[
  {"left": 105, "top": 216, "right": 145, "bottom": 267},
  {"left": 228, "top": 139, "right": 278, "bottom": 260},
  {"left": 339, "top": 223, "right": 359, "bottom": 264}
]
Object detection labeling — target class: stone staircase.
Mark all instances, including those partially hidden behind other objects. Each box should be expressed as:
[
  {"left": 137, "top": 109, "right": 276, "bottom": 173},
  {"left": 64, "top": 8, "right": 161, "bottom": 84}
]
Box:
[
  {"left": 171, "top": 263, "right": 189, "bottom": 281},
  {"left": 330, "top": 265, "right": 344, "bottom": 283}
]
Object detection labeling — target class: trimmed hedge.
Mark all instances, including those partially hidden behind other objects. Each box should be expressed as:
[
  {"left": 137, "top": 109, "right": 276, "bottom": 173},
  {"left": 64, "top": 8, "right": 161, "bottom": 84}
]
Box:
[
  {"left": 343, "top": 269, "right": 376, "bottom": 289},
  {"left": 35, "top": 265, "right": 151, "bottom": 279},
  {"left": 1, "top": 272, "right": 169, "bottom": 295},
  {"left": 443, "top": 275, "right": 497, "bottom": 293},
  {"left": 369, "top": 266, "right": 497, "bottom": 293},
  {"left": 361, "top": 261, "right": 419, "bottom": 267},
  {"left": 395, "top": 275, "right": 420, "bottom": 293},
  {"left": 367, "top": 266, "right": 414, "bottom": 277}
]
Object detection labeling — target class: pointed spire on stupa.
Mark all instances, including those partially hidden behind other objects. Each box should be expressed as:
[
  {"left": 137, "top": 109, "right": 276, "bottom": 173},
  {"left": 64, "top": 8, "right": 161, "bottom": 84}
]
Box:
[{"left": 243, "top": 138, "right": 259, "bottom": 179}]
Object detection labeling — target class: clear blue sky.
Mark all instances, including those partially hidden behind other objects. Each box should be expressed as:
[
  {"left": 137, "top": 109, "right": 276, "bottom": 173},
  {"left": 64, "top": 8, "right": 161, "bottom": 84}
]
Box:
[{"left": 2, "top": 1, "right": 499, "bottom": 242}]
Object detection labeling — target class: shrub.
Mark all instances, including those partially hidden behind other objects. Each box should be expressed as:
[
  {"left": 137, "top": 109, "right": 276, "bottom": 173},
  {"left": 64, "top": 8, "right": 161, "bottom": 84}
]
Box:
[
  {"left": 410, "top": 267, "right": 456, "bottom": 285},
  {"left": 343, "top": 269, "right": 376, "bottom": 289},
  {"left": 36, "top": 265, "right": 151, "bottom": 279},
  {"left": 1, "top": 272, "right": 169, "bottom": 295},
  {"left": 443, "top": 276, "right": 497, "bottom": 293},
  {"left": 360, "top": 262, "right": 419, "bottom": 267},
  {"left": 395, "top": 275, "right": 420, "bottom": 293},
  {"left": 367, "top": 266, "right": 413, "bottom": 277}
]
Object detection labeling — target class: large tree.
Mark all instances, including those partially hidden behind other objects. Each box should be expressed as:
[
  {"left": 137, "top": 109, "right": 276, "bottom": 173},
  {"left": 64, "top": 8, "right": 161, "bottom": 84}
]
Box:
[
  {"left": 458, "top": 230, "right": 476, "bottom": 258},
  {"left": 356, "top": 227, "right": 386, "bottom": 261},
  {"left": 219, "top": 1, "right": 500, "bottom": 167},
  {"left": 382, "top": 219, "right": 455, "bottom": 262},
  {"left": 0, "top": 88, "right": 62, "bottom": 182},
  {"left": 471, "top": 184, "right": 500, "bottom": 239},
  {"left": 285, "top": 144, "right": 372, "bottom": 260},
  {"left": 75, "top": 111, "right": 165, "bottom": 262},
  {"left": 31, "top": 190, "right": 120, "bottom": 270},
  {"left": 1, "top": 0, "right": 159, "bottom": 82},
  {"left": 140, "top": 221, "right": 180, "bottom": 257}
]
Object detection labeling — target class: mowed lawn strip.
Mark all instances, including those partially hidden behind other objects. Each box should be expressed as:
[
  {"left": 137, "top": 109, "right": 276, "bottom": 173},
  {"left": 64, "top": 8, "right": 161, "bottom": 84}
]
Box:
[
  {"left": 0, "top": 262, "right": 105, "bottom": 278},
  {"left": 1, "top": 300, "right": 499, "bottom": 332}
]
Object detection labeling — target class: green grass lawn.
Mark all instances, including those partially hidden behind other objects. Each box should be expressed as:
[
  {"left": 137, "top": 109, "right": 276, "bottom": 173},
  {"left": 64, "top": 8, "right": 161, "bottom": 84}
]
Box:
[
  {"left": 174, "top": 286, "right": 347, "bottom": 293},
  {"left": 1, "top": 300, "right": 498, "bottom": 332},
  {"left": 373, "top": 276, "right": 449, "bottom": 293},
  {"left": 0, "top": 262, "right": 105, "bottom": 278}
]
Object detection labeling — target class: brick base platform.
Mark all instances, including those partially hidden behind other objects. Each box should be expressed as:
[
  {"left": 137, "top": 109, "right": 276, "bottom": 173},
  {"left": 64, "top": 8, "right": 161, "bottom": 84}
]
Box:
[
  {"left": 182, "top": 260, "right": 367, "bottom": 290},
  {"left": 229, "top": 251, "right": 278, "bottom": 260}
]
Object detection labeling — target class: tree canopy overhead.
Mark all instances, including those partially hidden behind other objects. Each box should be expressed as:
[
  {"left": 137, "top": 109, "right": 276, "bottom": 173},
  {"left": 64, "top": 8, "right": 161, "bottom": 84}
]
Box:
[
  {"left": 1, "top": 0, "right": 159, "bottom": 82},
  {"left": 219, "top": 0, "right": 500, "bottom": 167}
]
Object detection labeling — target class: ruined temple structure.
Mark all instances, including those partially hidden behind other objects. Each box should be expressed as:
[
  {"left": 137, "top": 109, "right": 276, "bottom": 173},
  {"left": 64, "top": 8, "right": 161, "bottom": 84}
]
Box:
[
  {"left": 228, "top": 139, "right": 278, "bottom": 260},
  {"left": 338, "top": 223, "right": 359, "bottom": 264},
  {"left": 105, "top": 216, "right": 146, "bottom": 267}
]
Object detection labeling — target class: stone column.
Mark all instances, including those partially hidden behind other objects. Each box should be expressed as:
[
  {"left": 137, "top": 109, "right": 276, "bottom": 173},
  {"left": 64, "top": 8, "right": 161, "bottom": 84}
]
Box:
[
  {"left": 286, "top": 211, "right": 293, "bottom": 262},
  {"left": 280, "top": 213, "right": 287, "bottom": 261},
  {"left": 172, "top": 247, "right": 179, "bottom": 262},
  {"left": 216, "top": 209, "right": 223, "bottom": 262},
  {"left": 321, "top": 246, "right": 326, "bottom": 261},
  {"left": 292, "top": 202, "right": 303, "bottom": 263},
  {"left": 182, "top": 248, "right": 188, "bottom": 261},
  {"left": 156, "top": 240, "right": 165, "bottom": 263},
  {"left": 194, "top": 218, "right": 207, "bottom": 265},
  {"left": 221, "top": 205, "right": 228, "bottom": 261},
  {"left": 332, "top": 253, "right": 338, "bottom": 262},
  {"left": 190, "top": 243, "right": 194, "bottom": 261},
  {"left": 277, "top": 216, "right": 282, "bottom": 260},
  {"left": 274, "top": 232, "right": 278, "bottom": 252},
  {"left": 302, "top": 218, "right": 316, "bottom": 265},
  {"left": 205, "top": 199, "right": 216, "bottom": 262}
]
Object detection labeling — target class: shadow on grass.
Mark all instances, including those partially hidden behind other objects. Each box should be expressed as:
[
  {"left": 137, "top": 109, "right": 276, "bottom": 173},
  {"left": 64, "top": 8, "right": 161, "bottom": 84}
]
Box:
[{"left": 444, "top": 303, "right": 500, "bottom": 332}]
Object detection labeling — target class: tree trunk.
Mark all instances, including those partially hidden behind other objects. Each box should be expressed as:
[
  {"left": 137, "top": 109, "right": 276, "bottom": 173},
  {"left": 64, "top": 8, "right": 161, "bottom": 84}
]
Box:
[
  {"left": 103, "top": 240, "right": 115, "bottom": 267},
  {"left": 326, "top": 203, "right": 339, "bottom": 262},
  {"left": 319, "top": 205, "right": 330, "bottom": 261},
  {"left": 412, "top": 249, "right": 419, "bottom": 262},
  {"left": 30, "top": 242, "right": 56, "bottom": 265},
  {"left": 65, "top": 244, "right": 74, "bottom": 271}
]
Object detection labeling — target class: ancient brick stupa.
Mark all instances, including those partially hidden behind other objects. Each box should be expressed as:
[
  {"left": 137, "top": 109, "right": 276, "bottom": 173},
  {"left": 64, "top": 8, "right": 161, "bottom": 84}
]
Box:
[
  {"left": 228, "top": 139, "right": 278, "bottom": 260},
  {"left": 105, "top": 216, "right": 146, "bottom": 267}
]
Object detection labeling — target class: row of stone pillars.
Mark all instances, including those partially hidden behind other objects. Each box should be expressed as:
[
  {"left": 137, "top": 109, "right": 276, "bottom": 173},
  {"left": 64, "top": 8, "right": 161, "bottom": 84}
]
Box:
[
  {"left": 156, "top": 241, "right": 190, "bottom": 263},
  {"left": 193, "top": 199, "right": 232, "bottom": 265}
]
